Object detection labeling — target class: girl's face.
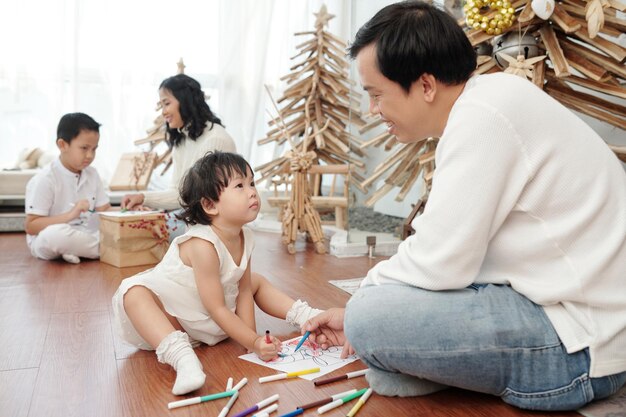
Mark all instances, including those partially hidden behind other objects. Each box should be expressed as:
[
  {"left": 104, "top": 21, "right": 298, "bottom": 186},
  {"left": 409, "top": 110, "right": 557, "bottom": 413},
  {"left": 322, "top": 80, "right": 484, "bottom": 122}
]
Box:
[
  {"left": 159, "top": 88, "right": 184, "bottom": 129},
  {"left": 211, "top": 167, "right": 260, "bottom": 226}
]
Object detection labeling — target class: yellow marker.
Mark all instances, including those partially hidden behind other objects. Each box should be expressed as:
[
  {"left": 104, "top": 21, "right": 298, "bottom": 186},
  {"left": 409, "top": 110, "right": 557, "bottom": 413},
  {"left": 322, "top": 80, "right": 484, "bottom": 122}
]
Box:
[
  {"left": 258, "top": 367, "right": 320, "bottom": 383},
  {"left": 346, "top": 388, "right": 373, "bottom": 417}
]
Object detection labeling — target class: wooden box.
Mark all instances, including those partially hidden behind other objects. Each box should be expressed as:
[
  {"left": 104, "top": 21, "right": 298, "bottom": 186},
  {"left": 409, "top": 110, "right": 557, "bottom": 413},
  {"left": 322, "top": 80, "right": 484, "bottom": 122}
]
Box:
[
  {"left": 99, "top": 211, "right": 169, "bottom": 268},
  {"left": 109, "top": 152, "right": 156, "bottom": 191}
]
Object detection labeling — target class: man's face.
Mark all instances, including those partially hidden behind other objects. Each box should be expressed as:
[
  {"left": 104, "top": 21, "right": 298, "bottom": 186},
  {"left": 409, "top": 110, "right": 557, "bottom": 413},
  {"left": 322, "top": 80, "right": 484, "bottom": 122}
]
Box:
[{"left": 357, "top": 44, "right": 432, "bottom": 143}]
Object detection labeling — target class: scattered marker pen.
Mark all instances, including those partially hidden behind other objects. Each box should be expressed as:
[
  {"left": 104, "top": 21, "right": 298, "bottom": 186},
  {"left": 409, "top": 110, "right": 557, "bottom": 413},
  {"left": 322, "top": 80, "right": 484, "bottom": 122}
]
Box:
[
  {"left": 217, "top": 378, "right": 248, "bottom": 417},
  {"left": 252, "top": 403, "right": 279, "bottom": 417},
  {"left": 314, "top": 369, "right": 368, "bottom": 386},
  {"left": 296, "top": 389, "right": 357, "bottom": 410},
  {"left": 231, "top": 394, "right": 280, "bottom": 417},
  {"left": 346, "top": 388, "right": 373, "bottom": 417},
  {"left": 217, "top": 391, "right": 239, "bottom": 417},
  {"left": 277, "top": 408, "right": 303, "bottom": 417},
  {"left": 317, "top": 388, "right": 368, "bottom": 414},
  {"left": 167, "top": 389, "right": 236, "bottom": 410},
  {"left": 259, "top": 367, "right": 320, "bottom": 383}
]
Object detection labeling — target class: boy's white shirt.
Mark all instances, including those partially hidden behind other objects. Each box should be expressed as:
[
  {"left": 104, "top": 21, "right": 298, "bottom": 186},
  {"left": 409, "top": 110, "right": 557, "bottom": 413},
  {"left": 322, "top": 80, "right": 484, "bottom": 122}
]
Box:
[
  {"left": 362, "top": 73, "right": 626, "bottom": 378},
  {"left": 25, "top": 157, "right": 109, "bottom": 245}
]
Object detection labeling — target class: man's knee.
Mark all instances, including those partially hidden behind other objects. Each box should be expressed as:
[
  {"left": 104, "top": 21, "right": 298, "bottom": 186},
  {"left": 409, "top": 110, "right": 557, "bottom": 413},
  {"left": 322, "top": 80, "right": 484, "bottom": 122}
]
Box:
[{"left": 344, "top": 286, "right": 389, "bottom": 350}]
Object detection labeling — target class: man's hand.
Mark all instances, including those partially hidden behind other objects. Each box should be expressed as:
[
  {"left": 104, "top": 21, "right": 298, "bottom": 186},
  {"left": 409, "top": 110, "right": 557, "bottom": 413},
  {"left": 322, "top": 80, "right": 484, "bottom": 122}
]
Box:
[{"left": 303, "top": 307, "right": 355, "bottom": 358}]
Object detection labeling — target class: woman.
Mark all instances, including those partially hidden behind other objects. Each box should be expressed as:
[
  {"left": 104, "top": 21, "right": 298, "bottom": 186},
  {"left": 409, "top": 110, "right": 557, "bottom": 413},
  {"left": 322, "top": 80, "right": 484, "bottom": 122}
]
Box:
[{"left": 121, "top": 74, "right": 236, "bottom": 212}]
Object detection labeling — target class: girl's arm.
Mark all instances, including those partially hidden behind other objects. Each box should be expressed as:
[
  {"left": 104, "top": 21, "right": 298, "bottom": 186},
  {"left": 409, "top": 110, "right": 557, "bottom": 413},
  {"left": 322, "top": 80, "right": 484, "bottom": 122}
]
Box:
[
  {"left": 180, "top": 237, "right": 278, "bottom": 360},
  {"left": 235, "top": 264, "right": 255, "bottom": 331},
  {"left": 238, "top": 261, "right": 282, "bottom": 358}
]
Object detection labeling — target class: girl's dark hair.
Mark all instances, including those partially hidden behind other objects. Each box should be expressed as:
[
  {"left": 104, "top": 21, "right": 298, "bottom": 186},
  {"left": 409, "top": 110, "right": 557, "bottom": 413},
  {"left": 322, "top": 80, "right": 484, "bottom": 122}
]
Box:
[
  {"left": 159, "top": 74, "right": 223, "bottom": 147},
  {"left": 177, "top": 151, "right": 252, "bottom": 226},
  {"left": 348, "top": 1, "right": 476, "bottom": 92}
]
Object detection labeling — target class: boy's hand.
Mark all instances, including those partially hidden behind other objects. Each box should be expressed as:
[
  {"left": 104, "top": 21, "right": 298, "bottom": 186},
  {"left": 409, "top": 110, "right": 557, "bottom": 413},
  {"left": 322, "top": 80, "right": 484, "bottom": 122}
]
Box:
[
  {"left": 253, "top": 335, "right": 281, "bottom": 361},
  {"left": 70, "top": 199, "right": 90, "bottom": 219}
]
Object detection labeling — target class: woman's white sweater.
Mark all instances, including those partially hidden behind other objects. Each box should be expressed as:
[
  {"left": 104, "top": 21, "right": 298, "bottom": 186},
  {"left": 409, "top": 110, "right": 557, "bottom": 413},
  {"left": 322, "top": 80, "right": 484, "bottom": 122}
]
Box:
[{"left": 143, "top": 123, "right": 236, "bottom": 210}]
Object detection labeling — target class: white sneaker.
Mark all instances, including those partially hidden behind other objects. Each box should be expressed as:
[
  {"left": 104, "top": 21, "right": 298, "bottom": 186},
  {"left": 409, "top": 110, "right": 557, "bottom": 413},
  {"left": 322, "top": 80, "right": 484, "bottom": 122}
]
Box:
[{"left": 62, "top": 254, "right": 80, "bottom": 264}]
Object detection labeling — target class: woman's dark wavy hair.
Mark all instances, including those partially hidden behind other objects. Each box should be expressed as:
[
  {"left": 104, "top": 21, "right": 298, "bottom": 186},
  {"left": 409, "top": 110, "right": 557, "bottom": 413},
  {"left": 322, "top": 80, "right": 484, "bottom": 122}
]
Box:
[
  {"left": 177, "top": 151, "right": 252, "bottom": 226},
  {"left": 348, "top": 1, "right": 476, "bottom": 93},
  {"left": 159, "top": 74, "right": 223, "bottom": 147}
]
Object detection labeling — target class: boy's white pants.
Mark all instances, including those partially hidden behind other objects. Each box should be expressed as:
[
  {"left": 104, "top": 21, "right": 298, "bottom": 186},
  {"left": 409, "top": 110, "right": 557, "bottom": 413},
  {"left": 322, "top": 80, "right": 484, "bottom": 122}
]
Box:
[{"left": 29, "top": 224, "right": 99, "bottom": 260}]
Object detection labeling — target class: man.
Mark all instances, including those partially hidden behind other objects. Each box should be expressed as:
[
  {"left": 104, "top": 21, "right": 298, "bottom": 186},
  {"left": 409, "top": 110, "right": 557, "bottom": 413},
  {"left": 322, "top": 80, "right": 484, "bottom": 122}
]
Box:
[{"left": 305, "top": 1, "right": 626, "bottom": 411}]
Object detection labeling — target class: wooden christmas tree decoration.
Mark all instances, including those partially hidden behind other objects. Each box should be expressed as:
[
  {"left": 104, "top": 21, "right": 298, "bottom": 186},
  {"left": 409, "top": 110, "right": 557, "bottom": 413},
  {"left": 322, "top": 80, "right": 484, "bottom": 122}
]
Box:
[
  {"left": 266, "top": 87, "right": 327, "bottom": 254},
  {"left": 358, "top": 0, "right": 625, "bottom": 209},
  {"left": 469, "top": 0, "right": 625, "bottom": 150},
  {"left": 256, "top": 5, "right": 372, "bottom": 207},
  {"left": 356, "top": 118, "right": 438, "bottom": 207}
]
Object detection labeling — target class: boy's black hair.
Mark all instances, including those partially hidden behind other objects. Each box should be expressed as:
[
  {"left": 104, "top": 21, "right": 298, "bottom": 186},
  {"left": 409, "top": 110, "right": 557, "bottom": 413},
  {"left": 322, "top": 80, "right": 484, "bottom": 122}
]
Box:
[
  {"left": 57, "top": 113, "right": 101, "bottom": 144},
  {"left": 177, "top": 151, "right": 253, "bottom": 226},
  {"left": 159, "top": 74, "right": 223, "bottom": 148},
  {"left": 348, "top": 1, "right": 476, "bottom": 93}
]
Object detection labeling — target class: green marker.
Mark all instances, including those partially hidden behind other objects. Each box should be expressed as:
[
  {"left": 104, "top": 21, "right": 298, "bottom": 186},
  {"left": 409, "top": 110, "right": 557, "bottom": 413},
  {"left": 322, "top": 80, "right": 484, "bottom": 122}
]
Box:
[
  {"left": 317, "top": 388, "right": 368, "bottom": 414},
  {"left": 167, "top": 389, "right": 236, "bottom": 410}
]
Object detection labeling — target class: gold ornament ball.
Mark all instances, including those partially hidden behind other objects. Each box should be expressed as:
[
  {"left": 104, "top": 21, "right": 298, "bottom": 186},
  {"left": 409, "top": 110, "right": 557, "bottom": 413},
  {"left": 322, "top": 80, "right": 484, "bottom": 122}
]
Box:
[{"left": 464, "top": 0, "right": 516, "bottom": 35}]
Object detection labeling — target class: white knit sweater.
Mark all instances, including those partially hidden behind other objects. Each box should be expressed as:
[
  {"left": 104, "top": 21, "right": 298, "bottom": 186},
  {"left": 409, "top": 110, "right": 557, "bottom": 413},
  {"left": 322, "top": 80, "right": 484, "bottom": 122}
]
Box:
[
  {"left": 143, "top": 123, "right": 236, "bottom": 210},
  {"left": 363, "top": 73, "right": 626, "bottom": 378}
]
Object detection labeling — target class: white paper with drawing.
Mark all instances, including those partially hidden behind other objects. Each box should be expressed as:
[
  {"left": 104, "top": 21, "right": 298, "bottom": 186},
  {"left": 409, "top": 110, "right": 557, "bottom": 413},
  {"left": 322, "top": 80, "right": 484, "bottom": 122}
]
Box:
[
  {"left": 239, "top": 336, "right": 358, "bottom": 380},
  {"left": 98, "top": 210, "right": 163, "bottom": 217}
]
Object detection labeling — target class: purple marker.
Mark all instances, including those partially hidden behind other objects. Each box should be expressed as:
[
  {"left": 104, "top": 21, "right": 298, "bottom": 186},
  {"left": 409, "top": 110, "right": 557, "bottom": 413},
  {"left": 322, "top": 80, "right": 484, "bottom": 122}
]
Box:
[{"left": 231, "top": 394, "right": 279, "bottom": 417}]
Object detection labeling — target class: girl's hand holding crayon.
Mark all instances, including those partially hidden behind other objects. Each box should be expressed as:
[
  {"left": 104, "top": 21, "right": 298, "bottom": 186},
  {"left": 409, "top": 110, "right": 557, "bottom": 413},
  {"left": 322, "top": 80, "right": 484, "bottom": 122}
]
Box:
[{"left": 253, "top": 333, "right": 281, "bottom": 361}]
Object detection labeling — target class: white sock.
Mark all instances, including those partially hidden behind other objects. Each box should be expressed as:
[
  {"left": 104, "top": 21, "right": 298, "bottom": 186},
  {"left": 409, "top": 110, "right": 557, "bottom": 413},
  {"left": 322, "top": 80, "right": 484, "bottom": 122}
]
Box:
[
  {"left": 156, "top": 331, "right": 206, "bottom": 395},
  {"left": 62, "top": 254, "right": 80, "bottom": 264},
  {"left": 286, "top": 299, "right": 324, "bottom": 328}
]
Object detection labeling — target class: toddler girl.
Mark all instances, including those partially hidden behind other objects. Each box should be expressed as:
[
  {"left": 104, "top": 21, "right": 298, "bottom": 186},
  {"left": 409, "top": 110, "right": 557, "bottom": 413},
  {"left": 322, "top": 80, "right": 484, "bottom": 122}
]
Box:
[{"left": 112, "top": 151, "right": 321, "bottom": 395}]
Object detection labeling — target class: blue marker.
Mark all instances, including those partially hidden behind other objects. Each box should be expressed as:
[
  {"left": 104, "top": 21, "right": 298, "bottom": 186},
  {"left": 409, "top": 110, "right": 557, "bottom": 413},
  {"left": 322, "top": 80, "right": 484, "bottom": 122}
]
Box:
[
  {"left": 293, "top": 331, "right": 310, "bottom": 352},
  {"left": 278, "top": 408, "right": 304, "bottom": 417}
]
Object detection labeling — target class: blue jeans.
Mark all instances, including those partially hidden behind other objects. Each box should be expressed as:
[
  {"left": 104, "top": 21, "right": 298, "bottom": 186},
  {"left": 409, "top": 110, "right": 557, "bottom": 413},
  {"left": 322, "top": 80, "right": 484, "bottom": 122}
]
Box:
[{"left": 344, "top": 284, "right": 626, "bottom": 411}]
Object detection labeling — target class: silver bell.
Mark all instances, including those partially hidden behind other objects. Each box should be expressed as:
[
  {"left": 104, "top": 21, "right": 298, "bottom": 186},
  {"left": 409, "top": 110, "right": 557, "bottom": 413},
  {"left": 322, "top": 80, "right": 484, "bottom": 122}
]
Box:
[{"left": 492, "top": 33, "right": 541, "bottom": 69}]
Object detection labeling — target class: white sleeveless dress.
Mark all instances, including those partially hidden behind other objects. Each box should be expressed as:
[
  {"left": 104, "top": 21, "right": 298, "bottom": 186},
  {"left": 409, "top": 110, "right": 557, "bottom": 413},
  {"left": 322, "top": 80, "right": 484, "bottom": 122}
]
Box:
[{"left": 111, "top": 224, "right": 254, "bottom": 350}]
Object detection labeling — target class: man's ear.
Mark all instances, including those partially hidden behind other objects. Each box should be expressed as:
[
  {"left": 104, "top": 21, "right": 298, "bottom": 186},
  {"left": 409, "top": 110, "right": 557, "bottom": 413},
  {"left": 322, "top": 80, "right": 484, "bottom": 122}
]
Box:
[
  {"left": 201, "top": 197, "right": 218, "bottom": 216},
  {"left": 419, "top": 73, "right": 437, "bottom": 103},
  {"left": 56, "top": 138, "right": 68, "bottom": 151}
]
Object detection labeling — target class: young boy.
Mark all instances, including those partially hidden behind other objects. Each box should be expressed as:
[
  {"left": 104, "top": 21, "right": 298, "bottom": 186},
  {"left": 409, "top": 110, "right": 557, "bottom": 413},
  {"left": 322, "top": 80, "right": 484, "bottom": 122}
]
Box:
[{"left": 25, "top": 113, "right": 111, "bottom": 264}]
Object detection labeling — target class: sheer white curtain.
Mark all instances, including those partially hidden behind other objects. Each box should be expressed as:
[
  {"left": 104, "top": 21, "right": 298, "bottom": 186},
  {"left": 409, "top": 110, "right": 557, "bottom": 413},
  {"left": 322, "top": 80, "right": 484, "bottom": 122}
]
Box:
[
  {"left": 218, "top": 0, "right": 352, "bottom": 169},
  {"left": 0, "top": 0, "right": 224, "bottom": 181},
  {"left": 0, "top": 0, "right": 352, "bottom": 184}
]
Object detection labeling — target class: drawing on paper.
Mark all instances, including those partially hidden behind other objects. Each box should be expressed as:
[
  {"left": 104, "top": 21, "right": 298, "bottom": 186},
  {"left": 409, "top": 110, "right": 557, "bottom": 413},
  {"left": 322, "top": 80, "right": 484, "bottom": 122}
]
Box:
[{"left": 239, "top": 336, "right": 359, "bottom": 380}]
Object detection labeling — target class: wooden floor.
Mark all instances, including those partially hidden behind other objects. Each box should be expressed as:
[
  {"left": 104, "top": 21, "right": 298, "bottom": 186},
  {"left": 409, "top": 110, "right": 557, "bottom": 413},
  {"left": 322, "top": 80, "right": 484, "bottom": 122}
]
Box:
[{"left": 0, "top": 231, "right": 580, "bottom": 417}]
